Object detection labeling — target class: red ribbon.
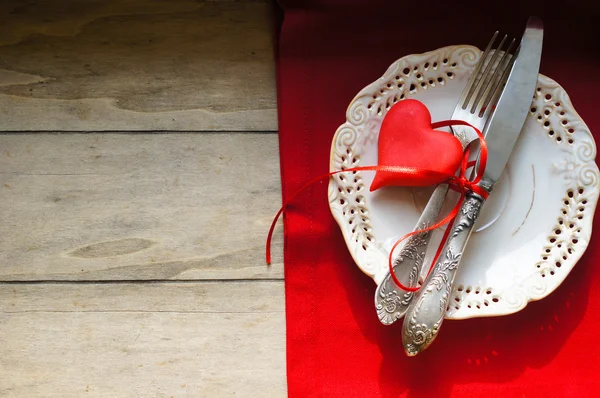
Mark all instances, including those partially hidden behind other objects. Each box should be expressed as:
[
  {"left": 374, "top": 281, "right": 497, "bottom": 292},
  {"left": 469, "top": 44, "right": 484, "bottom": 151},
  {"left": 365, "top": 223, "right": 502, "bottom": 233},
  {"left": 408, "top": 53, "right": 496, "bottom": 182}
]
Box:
[{"left": 266, "top": 119, "right": 487, "bottom": 293}]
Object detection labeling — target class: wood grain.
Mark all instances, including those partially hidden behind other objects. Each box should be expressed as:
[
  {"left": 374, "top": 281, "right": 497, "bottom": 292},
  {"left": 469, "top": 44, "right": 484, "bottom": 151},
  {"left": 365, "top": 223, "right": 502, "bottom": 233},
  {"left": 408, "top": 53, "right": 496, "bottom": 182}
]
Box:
[
  {"left": 0, "top": 281, "right": 286, "bottom": 397},
  {"left": 0, "top": 133, "right": 283, "bottom": 281},
  {"left": 0, "top": 0, "right": 277, "bottom": 131},
  {"left": 0, "top": 2, "right": 287, "bottom": 393}
]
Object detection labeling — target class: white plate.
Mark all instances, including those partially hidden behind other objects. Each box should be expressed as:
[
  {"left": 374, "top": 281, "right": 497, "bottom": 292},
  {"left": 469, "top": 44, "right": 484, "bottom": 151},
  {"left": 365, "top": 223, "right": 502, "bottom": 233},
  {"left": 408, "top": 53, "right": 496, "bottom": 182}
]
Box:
[{"left": 328, "top": 45, "right": 599, "bottom": 319}]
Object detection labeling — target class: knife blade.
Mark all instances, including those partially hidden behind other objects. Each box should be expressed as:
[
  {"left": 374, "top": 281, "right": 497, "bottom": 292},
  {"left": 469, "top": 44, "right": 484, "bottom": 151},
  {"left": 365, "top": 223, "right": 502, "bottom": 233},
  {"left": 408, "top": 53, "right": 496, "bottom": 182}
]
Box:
[
  {"left": 478, "top": 18, "right": 543, "bottom": 188},
  {"left": 401, "top": 16, "right": 543, "bottom": 356}
]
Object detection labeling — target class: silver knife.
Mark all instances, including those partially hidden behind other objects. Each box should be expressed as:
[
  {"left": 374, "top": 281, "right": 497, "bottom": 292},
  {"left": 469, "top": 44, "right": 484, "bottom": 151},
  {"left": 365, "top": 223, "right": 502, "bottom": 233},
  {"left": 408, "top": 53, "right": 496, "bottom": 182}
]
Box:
[{"left": 401, "top": 16, "right": 544, "bottom": 356}]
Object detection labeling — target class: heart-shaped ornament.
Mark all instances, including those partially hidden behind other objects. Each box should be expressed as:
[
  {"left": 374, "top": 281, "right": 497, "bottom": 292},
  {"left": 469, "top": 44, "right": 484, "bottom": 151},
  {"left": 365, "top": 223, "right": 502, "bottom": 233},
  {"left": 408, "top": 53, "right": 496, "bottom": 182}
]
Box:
[{"left": 370, "top": 99, "right": 463, "bottom": 192}]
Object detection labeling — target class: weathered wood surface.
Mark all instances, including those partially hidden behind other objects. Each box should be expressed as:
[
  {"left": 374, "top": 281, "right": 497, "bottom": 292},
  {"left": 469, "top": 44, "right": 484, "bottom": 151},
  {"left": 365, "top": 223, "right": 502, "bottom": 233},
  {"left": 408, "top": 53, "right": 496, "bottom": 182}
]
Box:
[
  {"left": 0, "top": 281, "right": 287, "bottom": 397},
  {"left": 0, "top": 0, "right": 286, "bottom": 395},
  {"left": 0, "top": 0, "right": 278, "bottom": 131},
  {"left": 0, "top": 133, "right": 283, "bottom": 281}
]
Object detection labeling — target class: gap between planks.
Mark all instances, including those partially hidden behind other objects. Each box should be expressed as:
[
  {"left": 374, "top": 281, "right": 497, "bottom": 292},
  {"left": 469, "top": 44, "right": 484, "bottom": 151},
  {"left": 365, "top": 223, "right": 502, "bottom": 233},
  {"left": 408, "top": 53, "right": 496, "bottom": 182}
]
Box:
[
  {"left": 0, "top": 280, "right": 285, "bottom": 313},
  {"left": 0, "top": 132, "right": 284, "bottom": 281}
]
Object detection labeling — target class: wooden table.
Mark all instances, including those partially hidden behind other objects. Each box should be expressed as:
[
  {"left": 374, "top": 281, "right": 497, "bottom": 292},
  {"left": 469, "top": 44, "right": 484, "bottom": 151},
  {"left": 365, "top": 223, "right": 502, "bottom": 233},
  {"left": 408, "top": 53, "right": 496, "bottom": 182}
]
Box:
[{"left": 0, "top": 1, "right": 286, "bottom": 396}]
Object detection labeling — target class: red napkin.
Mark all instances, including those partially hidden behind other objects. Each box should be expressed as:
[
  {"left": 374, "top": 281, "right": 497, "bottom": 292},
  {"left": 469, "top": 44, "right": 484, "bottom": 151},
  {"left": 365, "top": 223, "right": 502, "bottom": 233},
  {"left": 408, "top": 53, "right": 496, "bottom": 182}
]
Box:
[{"left": 275, "top": 1, "right": 600, "bottom": 396}]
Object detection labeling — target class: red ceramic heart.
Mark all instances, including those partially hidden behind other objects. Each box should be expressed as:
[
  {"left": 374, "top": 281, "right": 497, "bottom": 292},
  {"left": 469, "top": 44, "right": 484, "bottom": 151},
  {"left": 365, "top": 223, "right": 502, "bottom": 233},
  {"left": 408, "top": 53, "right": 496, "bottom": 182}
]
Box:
[{"left": 370, "top": 99, "right": 463, "bottom": 192}]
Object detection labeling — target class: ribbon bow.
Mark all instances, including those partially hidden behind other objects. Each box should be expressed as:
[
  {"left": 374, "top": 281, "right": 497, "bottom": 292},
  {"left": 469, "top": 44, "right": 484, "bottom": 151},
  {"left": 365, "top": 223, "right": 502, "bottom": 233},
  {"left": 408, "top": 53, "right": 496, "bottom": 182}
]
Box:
[{"left": 266, "top": 118, "right": 487, "bottom": 293}]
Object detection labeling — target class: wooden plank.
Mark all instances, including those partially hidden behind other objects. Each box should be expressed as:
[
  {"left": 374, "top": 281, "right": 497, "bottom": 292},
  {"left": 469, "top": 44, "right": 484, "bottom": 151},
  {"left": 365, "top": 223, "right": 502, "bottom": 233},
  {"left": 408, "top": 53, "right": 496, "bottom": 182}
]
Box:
[
  {"left": 0, "top": 133, "right": 283, "bottom": 281},
  {"left": 0, "top": 0, "right": 277, "bottom": 131},
  {"left": 0, "top": 281, "right": 287, "bottom": 397}
]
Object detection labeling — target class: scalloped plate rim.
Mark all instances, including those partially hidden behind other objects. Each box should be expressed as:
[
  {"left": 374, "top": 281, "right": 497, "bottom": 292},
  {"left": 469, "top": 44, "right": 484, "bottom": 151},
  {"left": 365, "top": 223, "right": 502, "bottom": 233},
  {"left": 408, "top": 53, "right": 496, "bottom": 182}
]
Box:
[{"left": 328, "top": 44, "right": 599, "bottom": 320}]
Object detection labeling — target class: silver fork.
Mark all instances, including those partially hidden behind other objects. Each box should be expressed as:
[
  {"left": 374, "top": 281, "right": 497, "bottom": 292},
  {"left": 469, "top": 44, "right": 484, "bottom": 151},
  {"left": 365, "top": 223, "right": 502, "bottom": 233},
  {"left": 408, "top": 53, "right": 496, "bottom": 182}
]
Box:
[{"left": 374, "top": 32, "right": 516, "bottom": 325}]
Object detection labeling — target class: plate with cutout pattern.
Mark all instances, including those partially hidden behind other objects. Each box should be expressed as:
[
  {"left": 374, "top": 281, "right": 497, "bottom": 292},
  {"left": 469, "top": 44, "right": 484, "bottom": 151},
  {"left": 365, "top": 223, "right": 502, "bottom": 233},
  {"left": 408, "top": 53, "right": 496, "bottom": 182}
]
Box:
[{"left": 328, "top": 45, "right": 599, "bottom": 319}]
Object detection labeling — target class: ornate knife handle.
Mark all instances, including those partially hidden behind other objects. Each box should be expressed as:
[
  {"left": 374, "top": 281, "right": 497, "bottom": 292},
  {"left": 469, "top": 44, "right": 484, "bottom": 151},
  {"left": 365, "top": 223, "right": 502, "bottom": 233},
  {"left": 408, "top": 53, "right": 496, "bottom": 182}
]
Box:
[
  {"left": 401, "top": 191, "right": 485, "bottom": 356},
  {"left": 375, "top": 184, "right": 449, "bottom": 325}
]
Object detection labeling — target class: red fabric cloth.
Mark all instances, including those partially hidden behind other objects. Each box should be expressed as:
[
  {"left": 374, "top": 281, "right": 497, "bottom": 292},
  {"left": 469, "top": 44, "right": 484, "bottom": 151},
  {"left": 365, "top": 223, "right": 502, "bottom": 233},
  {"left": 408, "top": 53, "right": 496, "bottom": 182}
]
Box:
[{"left": 275, "top": 2, "right": 600, "bottom": 396}]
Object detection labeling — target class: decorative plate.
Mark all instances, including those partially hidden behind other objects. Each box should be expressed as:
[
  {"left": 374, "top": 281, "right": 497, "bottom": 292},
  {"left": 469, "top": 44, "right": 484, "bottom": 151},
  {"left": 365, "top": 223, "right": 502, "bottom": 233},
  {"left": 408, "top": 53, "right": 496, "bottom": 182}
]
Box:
[{"left": 328, "top": 45, "right": 599, "bottom": 319}]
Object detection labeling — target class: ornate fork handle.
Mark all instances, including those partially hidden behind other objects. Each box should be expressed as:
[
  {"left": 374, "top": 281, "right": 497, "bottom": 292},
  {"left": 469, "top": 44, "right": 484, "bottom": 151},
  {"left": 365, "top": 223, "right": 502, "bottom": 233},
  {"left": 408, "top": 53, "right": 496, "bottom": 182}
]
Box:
[
  {"left": 374, "top": 183, "right": 449, "bottom": 325},
  {"left": 401, "top": 191, "right": 485, "bottom": 356}
]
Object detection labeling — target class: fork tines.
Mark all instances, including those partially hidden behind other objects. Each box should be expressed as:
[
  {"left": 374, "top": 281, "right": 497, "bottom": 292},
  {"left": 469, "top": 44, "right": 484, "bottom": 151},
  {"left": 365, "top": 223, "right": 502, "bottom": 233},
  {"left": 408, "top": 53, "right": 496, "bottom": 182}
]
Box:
[{"left": 459, "top": 32, "right": 517, "bottom": 119}]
